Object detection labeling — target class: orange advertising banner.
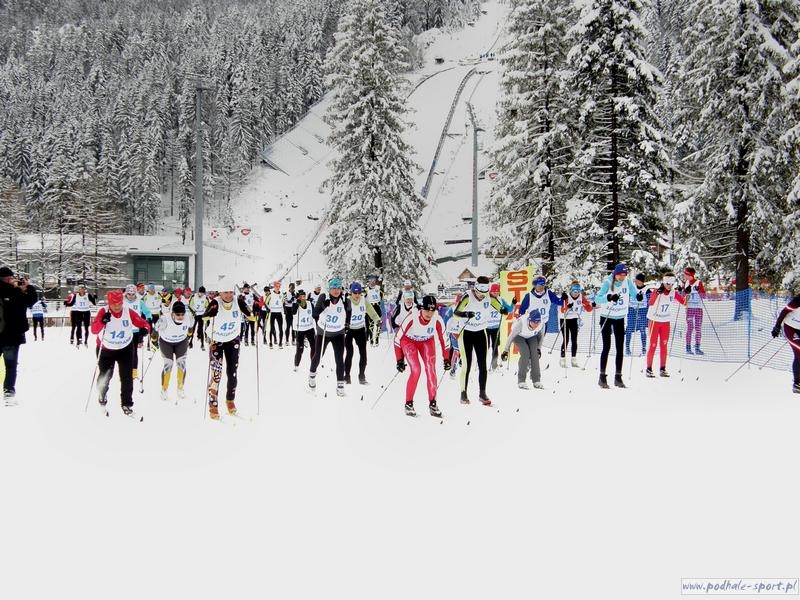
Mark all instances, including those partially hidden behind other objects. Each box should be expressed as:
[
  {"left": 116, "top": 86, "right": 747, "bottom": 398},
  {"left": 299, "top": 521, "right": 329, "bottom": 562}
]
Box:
[{"left": 499, "top": 265, "right": 533, "bottom": 361}]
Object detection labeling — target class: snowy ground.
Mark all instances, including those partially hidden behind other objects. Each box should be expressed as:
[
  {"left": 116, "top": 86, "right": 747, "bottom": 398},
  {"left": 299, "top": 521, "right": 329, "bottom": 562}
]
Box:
[{"left": 2, "top": 321, "right": 799, "bottom": 599}]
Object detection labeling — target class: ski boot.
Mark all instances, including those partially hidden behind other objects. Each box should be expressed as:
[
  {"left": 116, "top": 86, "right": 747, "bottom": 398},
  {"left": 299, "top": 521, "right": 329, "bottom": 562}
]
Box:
[
  {"left": 645, "top": 368, "right": 655, "bottom": 378},
  {"left": 518, "top": 381, "right": 530, "bottom": 390},
  {"left": 122, "top": 405, "right": 134, "bottom": 416},
  {"left": 694, "top": 345, "right": 704, "bottom": 356},
  {"left": 614, "top": 374, "right": 626, "bottom": 388},
  {"left": 598, "top": 373, "right": 610, "bottom": 389},
  {"left": 336, "top": 382, "right": 345, "bottom": 397},
  {"left": 793, "top": 383, "right": 800, "bottom": 394},
  {"left": 533, "top": 382, "right": 544, "bottom": 390},
  {"left": 429, "top": 400, "right": 442, "bottom": 418},
  {"left": 479, "top": 393, "right": 492, "bottom": 407},
  {"left": 177, "top": 387, "right": 186, "bottom": 400},
  {"left": 160, "top": 389, "right": 168, "bottom": 402},
  {"left": 660, "top": 368, "right": 670, "bottom": 378},
  {"left": 308, "top": 373, "right": 317, "bottom": 389},
  {"left": 344, "top": 375, "right": 352, "bottom": 385},
  {"left": 209, "top": 402, "right": 220, "bottom": 420},
  {"left": 4, "top": 390, "right": 17, "bottom": 407},
  {"left": 685, "top": 344, "right": 693, "bottom": 354},
  {"left": 358, "top": 374, "right": 368, "bottom": 385},
  {"left": 460, "top": 391, "right": 470, "bottom": 404},
  {"left": 98, "top": 394, "right": 108, "bottom": 406},
  {"left": 559, "top": 357, "right": 566, "bottom": 368},
  {"left": 571, "top": 357, "right": 579, "bottom": 368},
  {"left": 404, "top": 401, "right": 416, "bottom": 417},
  {"left": 226, "top": 399, "right": 237, "bottom": 415}
]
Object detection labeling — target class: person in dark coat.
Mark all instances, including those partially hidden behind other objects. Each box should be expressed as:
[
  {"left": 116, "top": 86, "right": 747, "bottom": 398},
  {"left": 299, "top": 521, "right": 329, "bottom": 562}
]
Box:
[{"left": 0, "top": 266, "right": 38, "bottom": 403}]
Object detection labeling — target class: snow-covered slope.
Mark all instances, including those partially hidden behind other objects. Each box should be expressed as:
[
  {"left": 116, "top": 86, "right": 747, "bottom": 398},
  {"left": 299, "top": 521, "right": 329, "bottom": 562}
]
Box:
[{"left": 202, "top": 0, "right": 510, "bottom": 290}]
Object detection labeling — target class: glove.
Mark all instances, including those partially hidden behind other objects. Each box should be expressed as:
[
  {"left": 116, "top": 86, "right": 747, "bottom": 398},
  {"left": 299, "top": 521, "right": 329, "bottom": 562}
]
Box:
[
  {"left": 657, "top": 284, "right": 665, "bottom": 294},
  {"left": 561, "top": 292, "right": 568, "bottom": 301},
  {"left": 636, "top": 292, "right": 643, "bottom": 301},
  {"left": 684, "top": 285, "right": 692, "bottom": 294},
  {"left": 607, "top": 293, "right": 620, "bottom": 302},
  {"left": 323, "top": 297, "right": 331, "bottom": 307},
  {"left": 591, "top": 301, "right": 597, "bottom": 308},
  {"left": 772, "top": 325, "right": 782, "bottom": 338},
  {"left": 443, "top": 359, "right": 452, "bottom": 371},
  {"left": 247, "top": 315, "right": 256, "bottom": 322},
  {"left": 501, "top": 351, "right": 508, "bottom": 362},
  {"left": 396, "top": 360, "right": 406, "bottom": 373},
  {"left": 462, "top": 311, "right": 476, "bottom": 319},
  {"left": 101, "top": 311, "right": 112, "bottom": 324}
]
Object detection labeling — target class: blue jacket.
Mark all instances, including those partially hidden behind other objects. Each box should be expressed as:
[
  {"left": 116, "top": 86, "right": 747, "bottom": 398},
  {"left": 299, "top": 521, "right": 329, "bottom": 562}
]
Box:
[
  {"left": 518, "top": 289, "right": 563, "bottom": 317},
  {"left": 594, "top": 275, "right": 639, "bottom": 320}
]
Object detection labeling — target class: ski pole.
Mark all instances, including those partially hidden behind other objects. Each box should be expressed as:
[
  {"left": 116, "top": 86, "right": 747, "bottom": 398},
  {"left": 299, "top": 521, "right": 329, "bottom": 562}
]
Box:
[
  {"left": 139, "top": 346, "right": 158, "bottom": 394},
  {"left": 582, "top": 310, "right": 597, "bottom": 370},
  {"left": 698, "top": 294, "right": 725, "bottom": 353},
  {"left": 84, "top": 326, "right": 107, "bottom": 412},
  {"left": 370, "top": 370, "right": 401, "bottom": 410},
  {"left": 758, "top": 338, "right": 789, "bottom": 370},
  {"left": 254, "top": 317, "right": 261, "bottom": 416},
  {"left": 723, "top": 337, "right": 776, "bottom": 382}
]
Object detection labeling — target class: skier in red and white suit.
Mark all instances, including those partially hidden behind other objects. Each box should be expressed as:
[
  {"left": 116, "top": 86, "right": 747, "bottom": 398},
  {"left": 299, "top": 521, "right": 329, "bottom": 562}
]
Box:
[
  {"left": 394, "top": 295, "right": 450, "bottom": 418},
  {"left": 645, "top": 273, "right": 686, "bottom": 378}
]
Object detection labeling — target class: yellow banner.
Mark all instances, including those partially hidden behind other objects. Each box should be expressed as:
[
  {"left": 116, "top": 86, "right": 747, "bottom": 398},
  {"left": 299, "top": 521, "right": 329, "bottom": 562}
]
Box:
[{"left": 499, "top": 265, "right": 534, "bottom": 362}]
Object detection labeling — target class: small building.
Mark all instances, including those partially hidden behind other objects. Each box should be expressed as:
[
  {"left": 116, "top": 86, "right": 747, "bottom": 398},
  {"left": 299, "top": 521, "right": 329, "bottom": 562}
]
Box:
[{"left": 457, "top": 268, "right": 476, "bottom": 281}]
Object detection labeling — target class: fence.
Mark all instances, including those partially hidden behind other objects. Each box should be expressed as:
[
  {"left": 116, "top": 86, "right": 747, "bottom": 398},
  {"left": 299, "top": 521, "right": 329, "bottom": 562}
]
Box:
[{"left": 378, "top": 289, "right": 793, "bottom": 372}]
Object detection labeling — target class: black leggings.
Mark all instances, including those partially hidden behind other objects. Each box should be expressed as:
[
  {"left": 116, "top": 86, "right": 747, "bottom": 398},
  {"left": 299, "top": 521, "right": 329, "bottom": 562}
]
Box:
[
  {"left": 561, "top": 319, "right": 579, "bottom": 357},
  {"left": 191, "top": 317, "right": 206, "bottom": 346},
  {"left": 487, "top": 327, "right": 500, "bottom": 364},
  {"left": 283, "top": 309, "right": 295, "bottom": 344},
  {"left": 309, "top": 333, "right": 345, "bottom": 382},
  {"left": 269, "top": 312, "right": 283, "bottom": 345},
  {"left": 32, "top": 316, "right": 45, "bottom": 339},
  {"left": 96, "top": 344, "right": 135, "bottom": 407},
  {"left": 240, "top": 319, "right": 256, "bottom": 344},
  {"left": 368, "top": 303, "right": 382, "bottom": 343},
  {"left": 208, "top": 339, "right": 240, "bottom": 403},
  {"left": 460, "top": 329, "right": 488, "bottom": 396},
  {"left": 294, "top": 329, "right": 316, "bottom": 367},
  {"left": 71, "top": 311, "right": 90, "bottom": 343},
  {"left": 344, "top": 327, "right": 368, "bottom": 378},
  {"left": 599, "top": 317, "right": 626, "bottom": 375}
]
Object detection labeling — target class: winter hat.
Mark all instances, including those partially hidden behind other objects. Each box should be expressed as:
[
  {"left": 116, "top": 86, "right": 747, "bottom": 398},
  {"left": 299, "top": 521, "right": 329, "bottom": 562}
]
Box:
[
  {"left": 684, "top": 267, "right": 696, "bottom": 278},
  {"left": 489, "top": 283, "right": 500, "bottom": 294},
  {"left": 125, "top": 284, "right": 137, "bottom": 295},
  {"left": 403, "top": 279, "right": 412, "bottom": 287},
  {"left": 402, "top": 289, "right": 415, "bottom": 300},
  {"left": 367, "top": 274, "right": 377, "bottom": 281},
  {"left": 328, "top": 277, "right": 343, "bottom": 289},
  {"left": 199, "top": 286, "right": 206, "bottom": 293},
  {"left": 296, "top": 289, "right": 306, "bottom": 297},
  {"left": 172, "top": 301, "right": 186, "bottom": 315},
  {"left": 147, "top": 283, "right": 156, "bottom": 291},
  {"left": 533, "top": 276, "right": 546, "bottom": 287},
  {"left": 569, "top": 283, "right": 582, "bottom": 294},
  {"left": 349, "top": 281, "right": 363, "bottom": 294},
  {"left": 218, "top": 281, "right": 235, "bottom": 292},
  {"left": 613, "top": 263, "right": 628, "bottom": 276},
  {"left": 528, "top": 310, "right": 542, "bottom": 323},
  {"left": 635, "top": 273, "right": 646, "bottom": 283},
  {"left": 174, "top": 287, "right": 183, "bottom": 296},
  {"left": 183, "top": 287, "right": 191, "bottom": 295},
  {"left": 242, "top": 282, "right": 250, "bottom": 289},
  {"left": 421, "top": 295, "right": 437, "bottom": 311},
  {"left": 0, "top": 266, "right": 13, "bottom": 278},
  {"left": 107, "top": 289, "right": 124, "bottom": 305}
]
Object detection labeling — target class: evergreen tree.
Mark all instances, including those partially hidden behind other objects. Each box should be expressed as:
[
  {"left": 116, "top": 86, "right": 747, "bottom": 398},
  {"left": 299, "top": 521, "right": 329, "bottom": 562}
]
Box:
[
  {"left": 324, "top": 0, "right": 431, "bottom": 288},
  {"left": 676, "top": 0, "right": 799, "bottom": 296},
  {"left": 485, "top": 0, "right": 576, "bottom": 282},
  {"left": 564, "top": 0, "right": 670, "bottom": 274}
]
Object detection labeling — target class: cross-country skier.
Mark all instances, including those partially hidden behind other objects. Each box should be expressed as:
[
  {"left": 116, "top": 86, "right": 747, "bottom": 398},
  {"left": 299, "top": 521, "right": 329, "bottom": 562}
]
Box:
[
  {"left": 645, "top": 273, "right": 686, "bottom": 378},
  {"left": 292, "top": 289, "right": 316, "bottom": 371},
  {"left": 517, "top": 274, "right": 565, "bottom": 334},
  {"left": 391, "top": 289, "right": 418, "bottom": 329},
  {"left": 204, "top": 281, "right": 254, "bottom": 419},
  {"left": 188, "top": 286, "right": 209, "bottom": 350},
  {"left": 683, "top": 266, "right": 707, "bottom": 355},
  {"left": 594, "top": 263, "right": 641, "bottom": 389},
  {"left": 452, "top": 275, "right": 504, "bottom": 406},
  {"left": 123, "top": 283, "right": 151, "bottom": 379},
  {"left": 487, "top": 282, "right": 515, "bottom": 370},
  {"left": 344, "top": 281, "right": 379, "bottom": 385},
  {"left": 239, "top": 282, "right": 257, "bottom": 346},
  {"left": 283, "top": 282, "right": 297, "bottom": 346},
  {"left": 30, "top": 296, "right": 47, "bottom": 341},
  {"left": 394, "top": 279, "right": 421, "bottom": 306},
  {"left": 65, "top": 284, "right": 96, "bottom": 347},
  {"left": 625, "top": 273, "right": 649, "bottom": 356},
  {"left": 501, "top": 310, "right": 545, "bottom": 389},
  {"left": 264, "top": 281, "right": 285, "bottom": 348},
  {"left": 309, "top": 277, "right": 351, "bottom": 397},
  {"left": 772, "top": 294, "right": 800, "bottom": 393},
  {"left": 91, "top": 289, "right": 151, "bottom": 416},
  {"left": 559, "top": 281, "right": 593, "bottom": 367},
  {"left": 365, "top": 275, "right": 384, "bottom": 346},
  {"left": 394, "top": 294, "right": 450, "bottom": 417},
  {"left": 142, "top": 283, "right": 163, "bottom": 349},
  {"left": 308, "top": 284, "right": 323, "bottom": 307},
  {"left": 155, "top": 300, "right": 194, "bottom": 400}
]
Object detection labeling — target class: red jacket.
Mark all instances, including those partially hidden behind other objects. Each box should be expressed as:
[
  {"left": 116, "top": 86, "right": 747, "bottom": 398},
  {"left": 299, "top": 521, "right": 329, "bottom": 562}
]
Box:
[{"left": 91, "top": 307, "right": 150, "bottom": 346}]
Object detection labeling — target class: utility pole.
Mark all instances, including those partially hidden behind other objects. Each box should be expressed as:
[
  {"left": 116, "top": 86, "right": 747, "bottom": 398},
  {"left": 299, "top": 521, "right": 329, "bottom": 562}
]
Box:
[
  {"left": 466, "top": 102, "right": 480, "bottom": 268},
  {"left": 194, "top": 80, "right": 213, "bottom": 289}
]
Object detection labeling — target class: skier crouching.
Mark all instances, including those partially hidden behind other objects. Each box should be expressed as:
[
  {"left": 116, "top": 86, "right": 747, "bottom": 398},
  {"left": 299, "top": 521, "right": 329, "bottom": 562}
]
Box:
[
  {"left": 394, "top": 295, "right": 450, "bottom": 417},
  {"left": 91, "top": 289, "right": 151, "bottom": 415}
]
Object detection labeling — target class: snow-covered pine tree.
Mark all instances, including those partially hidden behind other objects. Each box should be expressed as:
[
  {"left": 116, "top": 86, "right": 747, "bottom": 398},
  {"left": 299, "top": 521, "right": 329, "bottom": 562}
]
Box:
[
  {"left": 323, "top": 0, "right": 430, "bottom": 289},
  {"left": 676, "top": 0, "right": 799, "bottom": 295},
  {"left": 485, "top": 0, "right": 577, "bottom": 282},
  {"left": 565, "top": 0, "right": 670, "bottom": 275}
]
